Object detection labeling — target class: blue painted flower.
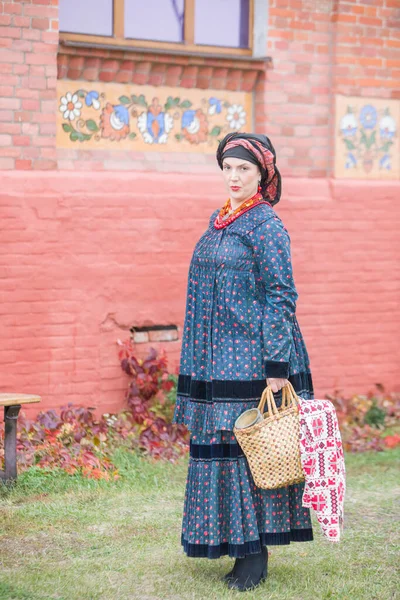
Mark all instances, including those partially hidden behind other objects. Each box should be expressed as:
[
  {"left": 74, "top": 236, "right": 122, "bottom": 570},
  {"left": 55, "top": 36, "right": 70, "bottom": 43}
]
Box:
[
  {"left": 113, "top": 104, "right": 129, "bottom": 125},
  {"left": 379, "top": 154, "right": 391, "bottom": 170},
  {"left": 359, "top": 105, "right": 377, "bottom": 129},
  {"left": 85, "top": 91, "right": 100, "bottom": 109},
  {"left": 208, "top": 97, "right": 222, "bottom": 116},
  {"left": 345, "top": 152, "right": 357, "bottom": 169}
]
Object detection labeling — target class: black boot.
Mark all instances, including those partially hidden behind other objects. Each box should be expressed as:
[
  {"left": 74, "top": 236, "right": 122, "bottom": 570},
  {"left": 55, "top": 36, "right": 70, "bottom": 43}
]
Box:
[
  {"left": 224, "top": 557, "right": 245, "bottom": 582},
  {"left": 226, "top": 547, "right": 268, "bottom": 592}
]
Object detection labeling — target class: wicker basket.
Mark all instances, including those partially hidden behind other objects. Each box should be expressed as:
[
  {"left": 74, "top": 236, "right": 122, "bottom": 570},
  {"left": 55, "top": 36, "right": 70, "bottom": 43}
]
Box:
[{"left": 233, "top": 382, "right": 305, "bottom": 490}]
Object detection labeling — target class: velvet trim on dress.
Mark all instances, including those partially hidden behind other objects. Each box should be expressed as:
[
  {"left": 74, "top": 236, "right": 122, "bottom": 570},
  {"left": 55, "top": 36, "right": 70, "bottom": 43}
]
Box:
[
  {"left": 181, "top": 529, "right": 314, "bottom": 559},
  {"left": 177, "top": 372, "right": 313, "bottom": 401},
  {"left": 264, "top": 360, "right": 290, "bottom": 379}
]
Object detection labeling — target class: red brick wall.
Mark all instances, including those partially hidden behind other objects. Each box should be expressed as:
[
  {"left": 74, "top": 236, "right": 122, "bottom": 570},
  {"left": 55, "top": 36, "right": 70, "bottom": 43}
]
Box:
[
  {"left": 263, "top": 0, "right": 400, "bottom": 177},
  {"left": 1, "top": 172, "right": 399, "bottom": 417},
  {"left": 1, "top": 0, "right": 399, "bottom": 174},
  {"left": 0, "top": 1, "right": 399, "bottom": 415},
  {"left": 0, "top": 0, "right": 59, "bottom": 170}
]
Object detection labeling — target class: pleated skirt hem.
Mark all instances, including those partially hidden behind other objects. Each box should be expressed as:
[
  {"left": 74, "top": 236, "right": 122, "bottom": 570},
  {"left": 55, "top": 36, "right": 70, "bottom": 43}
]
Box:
[{"left": 181, "top": 528, "right": 314, "bottom": 559}]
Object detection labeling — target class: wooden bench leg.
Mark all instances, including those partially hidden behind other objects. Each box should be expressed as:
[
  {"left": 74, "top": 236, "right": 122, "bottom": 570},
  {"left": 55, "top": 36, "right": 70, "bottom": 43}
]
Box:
[{"left": 0, "top": 404, "right": 21, "bottom": 482}]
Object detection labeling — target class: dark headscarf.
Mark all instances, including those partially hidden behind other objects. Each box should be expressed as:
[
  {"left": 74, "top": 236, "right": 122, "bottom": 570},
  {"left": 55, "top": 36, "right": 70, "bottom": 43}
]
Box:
[{"left": 216, "top": 133, "right": 282, "bottom": 206}]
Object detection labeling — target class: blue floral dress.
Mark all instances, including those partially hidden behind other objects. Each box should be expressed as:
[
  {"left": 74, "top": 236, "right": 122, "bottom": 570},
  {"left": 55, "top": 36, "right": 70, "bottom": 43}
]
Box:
[{"left": 173, "top": 202, "right": 314, "bottom": 559}]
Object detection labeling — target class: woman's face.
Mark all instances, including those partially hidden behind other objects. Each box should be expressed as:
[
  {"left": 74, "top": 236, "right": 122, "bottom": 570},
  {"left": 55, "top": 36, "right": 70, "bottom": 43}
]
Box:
[{"left": 222, "top": 157, "right": 260, "bottom": 204}]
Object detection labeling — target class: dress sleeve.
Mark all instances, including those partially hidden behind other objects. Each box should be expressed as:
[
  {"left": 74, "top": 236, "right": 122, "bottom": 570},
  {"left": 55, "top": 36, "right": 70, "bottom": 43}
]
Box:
[{"left": 251, "top": 216, "right": 298, "bottom": 379}]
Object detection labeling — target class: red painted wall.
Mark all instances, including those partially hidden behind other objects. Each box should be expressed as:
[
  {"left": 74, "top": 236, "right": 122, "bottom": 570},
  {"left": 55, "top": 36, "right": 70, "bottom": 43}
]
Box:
[
  {"left": 1, "top": 172, "right": 399, "bottom": 417},
  {"left": 0, "top": 0, "right": 399, "bottom": 416}
]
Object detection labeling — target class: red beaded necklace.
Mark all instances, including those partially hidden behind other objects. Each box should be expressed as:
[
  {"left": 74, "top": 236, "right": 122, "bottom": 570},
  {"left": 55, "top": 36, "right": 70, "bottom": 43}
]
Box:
[{"left": 214, "top": 192, "right": 271, "bottom": 230}]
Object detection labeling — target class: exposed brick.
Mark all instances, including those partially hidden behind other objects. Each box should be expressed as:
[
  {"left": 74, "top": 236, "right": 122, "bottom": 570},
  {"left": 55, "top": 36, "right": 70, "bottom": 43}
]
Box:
[
  {"left": 132, "top": 72, "right": 148, "bottom": 85},
  {"left": 40, "top": 31, "right": 58, "bottom": 43},
  {"left": 15, "top": 88, "right": 40, "bottom": 99},
  {"left": 0, "top": 111, "right": 14, "bottom": 122},
  {"left": 13, "top": 135, "right": 31, "bottom": 146},
  {"left": 0, "top": 157, "right": 14, "bottom": 168},
  {"left": 67, "top": 68, "right": 83, "bottom": 80},
  {"left": 31, "top": 17, "right": 49, "bottom": 30},
  {"left": 0, "top": 48, "right": 24, "bottom": 63},
  {"left": 99, "top": 70, "right": 116, "bottom": 82},
  {"left": 3, "top": 2, "right": 23, "bottom": 15},
  {"left": 81, "top": 68, "right": 98, "bottom": 81},
  {"left": 0, "top": 123, "right": 20, "bottom": 134},
  {"left": 14, "top": 16, "right": 31, "bottom": 28},
  {"left": 22, "top": 27, "right": 40, "bottom": 40},
  {"left": 114, "top": 71, "right": 131, "bottom": 84},
  {"left": 0, "top": 134, "right": 13, "bottom": 147},
  {"left": 21, "top": 99, "right": 40, "bottom": 111},
  {"left": 32, "top": 159, "right": 57, "bottom": 169},
  {"left": 13, "top": 63, "right": 29, "bottom": 75},
  {"left": 14, "top": 111, "right": 33, "bottom": 122},
  {"left": 12, "top": 39, "right": 33, "bottom": 51},
  {"left": 136, "top": 61, "right": 152, "bottom": 74},
  {"left": 0, "top": 85, "right": 14, "bottom": 97},
  {"left": 67, "top": 56, "right": 85, "bottom": 70},
  {"left": 24, "top": 5, "right": 58, "bottom": 18},
  {"left": 149, "top": 73, "right": 166, "bottom": 86},
  {"left": 22, "top": 123, "right": 39, "bottom": 135},
  {"left": 0, "top": 16, "right": 12, "bottom": 26},
  {"left": 359, "top": 17, "right": 383, "bottom": 27},
  {"left": 1, "top": 98, "right": 21, "bottom": 110}
]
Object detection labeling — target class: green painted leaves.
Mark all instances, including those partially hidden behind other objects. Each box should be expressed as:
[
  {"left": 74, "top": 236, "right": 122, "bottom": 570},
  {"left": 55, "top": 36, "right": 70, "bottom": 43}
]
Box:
[{"left": 62, "top": 122, "right": 95, "bottom": 142}]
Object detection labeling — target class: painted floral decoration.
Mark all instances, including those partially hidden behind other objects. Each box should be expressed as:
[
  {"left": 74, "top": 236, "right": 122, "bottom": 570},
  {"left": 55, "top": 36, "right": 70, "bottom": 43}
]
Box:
[
  {"left": 58, "top": 89, "right": 249, "bottom": 146},
  {"left": 208, "top": 97, "right": 222, "bottom": 115},
  {"left": 359, "top": 105, "right": 377, "bottom": 130},
  {"left": 100, "top": 103, "right": 130, "bottom": 141},
  {"left": 181, "top": 109, "right": 209, "bottom": 144},
  {"left": 340, "top": 110, "right": 357, "bottom": 137},
  {"left": 339, "top": 102, "right": 398, "bottom": 174},
  {"left": 59, "top": 92, "right": 83, "bottom": 121},
  {"left": 379, "top": 111, "right": 396, "bottom": 140},
  {"left": 137, "top": 97, "right": 174, "bottom": 144},
  {"left": 85, "top": 91, "right": 101, "bottom": 110},
  {"left": 226, "top": 104, "right": 246, "bottom": 130}
]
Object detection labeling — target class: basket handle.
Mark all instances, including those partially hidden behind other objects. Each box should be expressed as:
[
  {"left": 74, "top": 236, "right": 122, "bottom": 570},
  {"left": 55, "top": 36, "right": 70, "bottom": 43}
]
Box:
[
  {"left": 282, "top": 381, "right": 300, "bottom": 407},
  {"left": 258, "top": 381, "right": 300, "bottom": 416},
  {"left": 257, "top": 386, "right": 279, "bottom": 416}
]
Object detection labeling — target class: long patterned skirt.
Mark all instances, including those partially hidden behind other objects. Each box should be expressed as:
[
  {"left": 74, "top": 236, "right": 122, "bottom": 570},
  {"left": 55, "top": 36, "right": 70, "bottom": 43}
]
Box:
[{"left": 181, "top": 413, "right": 313, "bottom": 559}]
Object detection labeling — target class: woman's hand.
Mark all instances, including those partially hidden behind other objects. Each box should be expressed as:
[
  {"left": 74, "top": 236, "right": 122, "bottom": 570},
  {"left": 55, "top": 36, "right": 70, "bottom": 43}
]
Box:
[{"left": 266, "top": 378, "right": 289, "bottom": 393}]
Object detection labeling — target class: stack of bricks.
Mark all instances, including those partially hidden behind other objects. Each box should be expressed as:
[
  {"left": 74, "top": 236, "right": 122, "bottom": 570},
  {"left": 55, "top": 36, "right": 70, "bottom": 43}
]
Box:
[{"left": 0, "top": 0, "right": 59, "bottom": 170}]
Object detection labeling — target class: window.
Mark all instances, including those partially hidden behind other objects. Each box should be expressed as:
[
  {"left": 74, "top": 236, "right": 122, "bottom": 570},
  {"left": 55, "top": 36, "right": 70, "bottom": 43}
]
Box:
[{"left": 59, "top": 0, "right": 253, "bottom": 56}]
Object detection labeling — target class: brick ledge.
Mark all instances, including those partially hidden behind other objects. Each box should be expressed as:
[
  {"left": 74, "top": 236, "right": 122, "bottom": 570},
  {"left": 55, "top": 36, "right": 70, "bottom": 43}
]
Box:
[{"left": 57, "top": 44, "right": 271, "bottom": 92}]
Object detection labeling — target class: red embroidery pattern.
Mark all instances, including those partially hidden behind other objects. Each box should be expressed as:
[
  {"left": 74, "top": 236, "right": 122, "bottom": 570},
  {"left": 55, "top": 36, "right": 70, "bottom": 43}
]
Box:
[{"left": 298, "top": 398, "right": 346, "bottom": 542}]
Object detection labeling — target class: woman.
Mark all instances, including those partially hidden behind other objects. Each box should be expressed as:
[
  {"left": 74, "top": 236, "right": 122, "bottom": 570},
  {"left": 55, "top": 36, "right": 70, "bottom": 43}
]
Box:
[{"left": 173, "top": 133, "right": 313, "bottom": 592}]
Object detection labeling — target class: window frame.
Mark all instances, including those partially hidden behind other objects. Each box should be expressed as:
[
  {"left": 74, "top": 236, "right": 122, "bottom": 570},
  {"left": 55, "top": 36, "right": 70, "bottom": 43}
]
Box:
[{"left": 59, "top": 0, "right": 254, "bottom": 57}]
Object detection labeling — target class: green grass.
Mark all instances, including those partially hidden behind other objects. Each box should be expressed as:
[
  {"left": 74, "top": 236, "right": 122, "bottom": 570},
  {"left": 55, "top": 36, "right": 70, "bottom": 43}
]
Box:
[{"left": 0, "top": 448, "right": 399, "bottom": 600}]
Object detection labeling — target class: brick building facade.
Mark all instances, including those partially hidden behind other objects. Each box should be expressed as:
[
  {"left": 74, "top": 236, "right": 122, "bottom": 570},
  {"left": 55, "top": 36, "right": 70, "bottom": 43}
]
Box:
[{"left": 0, "top": 0, "right": 399, "bottom": 415}]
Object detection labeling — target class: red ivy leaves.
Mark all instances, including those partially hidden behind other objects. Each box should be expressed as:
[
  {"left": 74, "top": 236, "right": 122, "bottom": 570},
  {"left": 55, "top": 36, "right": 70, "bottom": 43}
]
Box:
[
  {"left": 327, "top": 386, "right": 400, "bottom": 453},
  {"left": 117, "top": 340, "right": 189, "bottom": 460}
]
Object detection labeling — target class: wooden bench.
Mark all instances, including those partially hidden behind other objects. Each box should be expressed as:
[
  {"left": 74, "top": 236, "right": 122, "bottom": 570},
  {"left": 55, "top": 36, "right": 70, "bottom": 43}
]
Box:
[{"left": 0, "top": 394, "right": 41, "bottom": 482}]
